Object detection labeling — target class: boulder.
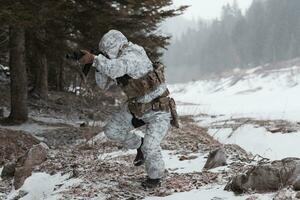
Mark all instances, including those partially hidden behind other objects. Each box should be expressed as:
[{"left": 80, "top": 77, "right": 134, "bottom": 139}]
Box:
[
  {"left": 296, "top": 192, "right": 300, "bottom": 199},
  {"left": 225, "top": 158, "right": 300, "bottom": 193},
  {"left": 1, "top": 162, "right": 16, "bottom": 179},
  {"left": 203, "top": 147, "right": 227, "bottom": 170},
  {"left": 13, "top": 143, "right": 49, "bottom": 189},
  {"left": 273, "top": 188, "right": 296, "bottom": 200},
  {"left": 294, "top": 177, "right": 300, "bottom": 191},
  {"left": 0, "top": 129, "right": 39, "bottom": 164}
]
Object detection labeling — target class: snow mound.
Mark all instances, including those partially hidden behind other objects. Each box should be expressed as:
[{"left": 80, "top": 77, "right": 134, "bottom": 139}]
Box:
[
  {"left": 7, "top": 172, "right": 81, "bottom": 200},
  {"left": 208, "top": 124, "right": 300, "bottom": 160}
]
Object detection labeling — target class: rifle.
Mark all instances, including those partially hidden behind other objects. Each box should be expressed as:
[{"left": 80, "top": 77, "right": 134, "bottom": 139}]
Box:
[{"left": 66, "top": 49, "right": 100, "bottom": 76}]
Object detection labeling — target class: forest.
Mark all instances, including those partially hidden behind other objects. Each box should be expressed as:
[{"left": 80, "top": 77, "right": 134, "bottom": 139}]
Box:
[
  {"left": 164, "top": 0, "right": 300, "bottom": 75},
  {"left": 0, "top": 0, "right": 186, "bottom": 124}
]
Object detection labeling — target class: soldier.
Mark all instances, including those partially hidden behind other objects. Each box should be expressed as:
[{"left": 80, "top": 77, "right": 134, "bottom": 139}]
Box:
[{"left": 79, "top": 30, "right": 179, "bottom": 188}]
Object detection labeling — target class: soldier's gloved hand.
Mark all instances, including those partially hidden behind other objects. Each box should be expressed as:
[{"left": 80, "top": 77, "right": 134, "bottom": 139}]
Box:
[{"left": 79, "top": 50, "right": 95, "bottom": 65}]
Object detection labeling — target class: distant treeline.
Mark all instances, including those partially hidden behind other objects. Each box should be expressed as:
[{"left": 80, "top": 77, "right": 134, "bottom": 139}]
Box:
[{"left": 164, "top": 0, "right": 300, "bottom": 74}]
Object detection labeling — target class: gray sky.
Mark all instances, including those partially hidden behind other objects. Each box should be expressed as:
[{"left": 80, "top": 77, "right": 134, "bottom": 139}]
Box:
[{"left": 173, "top": 0, "right": 253, "bottom": 20}]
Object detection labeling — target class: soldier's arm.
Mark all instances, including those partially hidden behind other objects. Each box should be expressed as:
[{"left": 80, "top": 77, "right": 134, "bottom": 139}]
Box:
[
  {"left": 93, "top": 46, "right": 151, "bottom": 79},
  {"left": 95, "top": 71, "right": 115, "bottom": 90}
]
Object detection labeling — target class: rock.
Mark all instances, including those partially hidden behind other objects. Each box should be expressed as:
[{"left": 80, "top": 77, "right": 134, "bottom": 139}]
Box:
[
  {"left": 225, "top": 158, "right": 300, "bottom": 193},
  {"left": 0, "top": 108, "right": 3, "bottom": 118},
  {"left": 0, "top": 129, "right": 39, "bottom": 164},
  {"left": 14, "top": 166, "right": 32, "bottom": 190},
  {"left": 294, "top": 177, "right": 300, "bottom": 191},
  {"left": 12, "top": 190, "right": 28, "bottom": 199},
  {"left": 13, "top": 143, "right": 49, "bottom": 189},
  {"left": 273, "top": 188, "right": 295, "bottom": 200},
  {"left": 179, "top": 155, "right": 198, "bottom": 161},
  {"left": 296, "top": 192, "right": 300, "bottom": 199},
  {"left": 55, "top": 97, "right": 64, "bottom": 105},
  {"left": 1, "top": 162, "right": 16, "bottom": 179},
  {"left": 80, "top": 122, "right": 88, "bottom": 127},
  {"left": 203, "top": 147, "right": 227, "bottom": 170}
]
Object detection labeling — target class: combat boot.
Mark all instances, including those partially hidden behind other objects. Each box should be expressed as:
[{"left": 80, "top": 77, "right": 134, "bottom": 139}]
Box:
[{"left": 141, "top": 178, "right": 161, "bottom": 188}]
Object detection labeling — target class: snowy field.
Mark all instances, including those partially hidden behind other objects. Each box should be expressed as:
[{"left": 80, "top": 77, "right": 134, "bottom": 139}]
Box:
[
  {"left": 143, "top": 65, "right": 300, "bottom": 200},
  {"left": 170, "top": 65, "right": 300, "bottom": 161},
  {"left": 145, "top": 185, "right": 273, "bottom": 200},
  {"left": 170, "top": 66, "right": 300, "bottom": 121}
]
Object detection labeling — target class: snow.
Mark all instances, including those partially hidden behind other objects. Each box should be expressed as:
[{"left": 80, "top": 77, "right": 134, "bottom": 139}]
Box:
[
  {"left": 7, "top": 172, "right": 82, "bottom": 200},
  {"left": 208, "top": 125, "right": 300, "bottom": 160},
  {"left": 163, "top": 151, "right": 206, "bottom": 173},
  {"left": 33, "top": 116, "right": 105, "bottom": 128},
  {"left": 170, "top": 66, "right": 300, "bottom": 160},
  {"left": 0, "top": 122, "right": 60, "bottom": 135},
  {"left": 0, "top": 116, "right": 105, "bottom": 137},
  {"left": 170, "top": 66, "right": 300, "bottom": 121},
  {"left": 102, "top": 149, "right": 206, "bottom": 173},
  {"left": 145, "top": 184, "right": 274, "bottom": 200},
  {"left": 0, "top": 167, "right": 2, "bottom": 181},
  {"left": 100, "top": 149, "right": 136, "bottom": 159}
]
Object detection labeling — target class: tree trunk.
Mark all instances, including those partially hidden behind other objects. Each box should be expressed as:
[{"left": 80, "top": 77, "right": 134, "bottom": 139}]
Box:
[
  {"left": 32, "top": 30, "right": 48, "bottom": 99},
  {"left": 57, "top": 58, "right": 65, "bottom": 91},
  {"left": 8, "top": 25, "right": 28, "bottom": 124},
  {"left": 33, "top": 51, "right": 48, "bottom": 99}
]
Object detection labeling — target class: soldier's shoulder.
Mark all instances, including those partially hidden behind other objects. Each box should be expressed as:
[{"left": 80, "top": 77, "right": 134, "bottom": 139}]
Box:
[{"left": 124, "top": 42, "right": 146, "bottom": 54}]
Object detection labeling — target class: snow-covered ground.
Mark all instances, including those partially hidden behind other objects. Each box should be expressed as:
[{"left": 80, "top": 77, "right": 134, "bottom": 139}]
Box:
[
  {"left": 102, "top": 149, "right": 207, "bottom": 174},
  {"left": 145, "top": 184, "right": 273, "bottom": 200},
  {"left": 207, "top": 125, "right": 300, "bottom": 160},
  {"left": 2, "top": 65, "right": 300, "bottom": 200},
  {"left": 170, "top": 66, "right": 300, "bottom": 121},
  {"left": 169, "top": 65, "right": 300, "bottom": 161},
  {"left": 144, "top": 65, "right": 300, "bottom": 200},
  {"left": 6, "top": 173, "right": 82, "bottom": 200}
]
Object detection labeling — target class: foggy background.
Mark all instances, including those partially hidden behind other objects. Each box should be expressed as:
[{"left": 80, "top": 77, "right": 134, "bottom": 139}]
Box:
[{"left": 162, "top": 0, "right": 300, "bottom": 83}]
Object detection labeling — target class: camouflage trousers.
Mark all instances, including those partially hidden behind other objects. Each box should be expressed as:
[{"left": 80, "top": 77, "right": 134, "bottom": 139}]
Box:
[{"left": 104, "top": 105, "right": 171, "bottom": 179}]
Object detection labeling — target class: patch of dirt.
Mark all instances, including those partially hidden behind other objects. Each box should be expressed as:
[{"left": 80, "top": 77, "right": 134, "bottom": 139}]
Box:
[
  {"left": 162, "top": 116, "right": 219, "bottom": 153},
  {"left": 36, "top": 125, "right": 103, "bottom": 148},
  {"left": 209, "top": 117, "right": 300, "bottom": 134}
]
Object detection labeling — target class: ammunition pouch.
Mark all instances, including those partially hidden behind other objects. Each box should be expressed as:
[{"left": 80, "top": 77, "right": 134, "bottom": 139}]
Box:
[
  {"left": 169, "top": 98, "right": 180, "bottom": 128},
  {"left": 128, "top": 90, "right": 180, "bottom": 128},
  {"left": 117, "top": 62, "right": 165, "bottom": 99}
]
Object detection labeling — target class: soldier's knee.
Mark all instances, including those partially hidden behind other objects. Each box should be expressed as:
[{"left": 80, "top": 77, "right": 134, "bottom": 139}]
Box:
[
  {"left": 141, "top": 144, "right": 149, "bottom": 155},
  {"left": 104, "top": 123, "right": 119, "bottom": 141},
  {"left": 141, "top": 142, "right": 158, "bottom": 157}
]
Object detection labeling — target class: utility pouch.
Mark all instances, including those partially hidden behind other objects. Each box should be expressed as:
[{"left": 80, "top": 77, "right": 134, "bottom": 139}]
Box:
[
  {"left": 169, "top": 98, "right": 180, "bottom": 128},
  {"left": 128, "top": 101, "right": 151, "bottom": 118}
]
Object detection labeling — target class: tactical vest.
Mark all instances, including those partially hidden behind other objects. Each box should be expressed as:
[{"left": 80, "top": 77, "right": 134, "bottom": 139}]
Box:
[
  {"left": 116, "top": 62, "right": 180, "bottom": 128},
  {"left": 116, "top": 62, "right": 165, "bottom": 100}
]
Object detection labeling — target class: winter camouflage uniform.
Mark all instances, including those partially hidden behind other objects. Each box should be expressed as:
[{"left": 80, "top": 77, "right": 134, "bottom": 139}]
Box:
[{"left": 93, "top": 30, "right": 178, "bottom": 180}]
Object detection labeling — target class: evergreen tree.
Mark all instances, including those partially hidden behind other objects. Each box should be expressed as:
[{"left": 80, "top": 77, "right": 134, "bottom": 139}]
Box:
[{"left": 0, "top": 0, "right": 186, "bottom": 123}]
